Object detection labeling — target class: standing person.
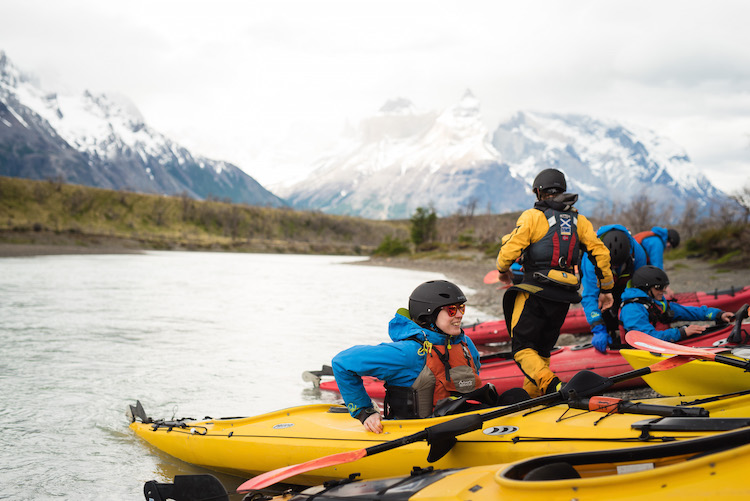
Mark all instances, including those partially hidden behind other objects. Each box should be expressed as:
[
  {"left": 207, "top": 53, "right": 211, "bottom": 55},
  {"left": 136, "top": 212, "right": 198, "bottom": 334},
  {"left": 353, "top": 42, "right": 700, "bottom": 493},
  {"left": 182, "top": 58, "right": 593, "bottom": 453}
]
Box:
[
  {"left": 332, "top": 280, "right": 482, "bottom": 433},
  {"left": 620, "top": 265, "right": 734, "bottom": 341},
  {"left": 496, "top": 168, "right": 614, "bottom": 398},
  {"left": 634, "top": 227, "right": 680, "bottom": 296},
  {"left": 581, "top": 225, "right": 648, "bottom": 353}
]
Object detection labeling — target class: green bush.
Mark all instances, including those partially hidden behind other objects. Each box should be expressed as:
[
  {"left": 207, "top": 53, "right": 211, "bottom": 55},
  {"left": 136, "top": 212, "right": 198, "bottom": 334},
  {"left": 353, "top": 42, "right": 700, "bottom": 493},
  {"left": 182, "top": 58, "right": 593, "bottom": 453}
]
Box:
[{"left": 374, "top": 235, "right": 410, "bottom": 257}]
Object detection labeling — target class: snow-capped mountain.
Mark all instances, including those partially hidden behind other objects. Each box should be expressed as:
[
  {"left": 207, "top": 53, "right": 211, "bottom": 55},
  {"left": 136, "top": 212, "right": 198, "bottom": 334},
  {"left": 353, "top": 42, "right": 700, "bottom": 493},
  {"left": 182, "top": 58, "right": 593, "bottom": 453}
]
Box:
[
  {"left": 279, "top": 93, "right": 729, "bottom": 219},
  {"left": 493, "top": 111, "right": 726, "bottom": 215},
  {"left": 0, "top": 51, "right": 285, "bottom": 207},
  {"left": 276, "top": 91, "right": 533, "bottom": 219}
]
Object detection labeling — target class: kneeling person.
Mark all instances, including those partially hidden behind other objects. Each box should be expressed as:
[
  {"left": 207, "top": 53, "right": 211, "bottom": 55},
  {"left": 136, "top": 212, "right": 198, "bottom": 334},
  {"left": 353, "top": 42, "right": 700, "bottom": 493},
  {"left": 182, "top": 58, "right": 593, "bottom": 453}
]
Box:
[{"left": 620, "top": 265, "right": 734, "bottom": 341}]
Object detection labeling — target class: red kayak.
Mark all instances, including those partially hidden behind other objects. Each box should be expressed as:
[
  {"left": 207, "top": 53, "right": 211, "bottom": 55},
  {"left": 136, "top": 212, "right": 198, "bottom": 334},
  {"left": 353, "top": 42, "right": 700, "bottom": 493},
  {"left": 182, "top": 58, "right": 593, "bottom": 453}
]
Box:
[
  {"left": 465, "top": 285, "right": 750, "bottom": 345},
  {"left": 311, "top": 321, "right": 748, "bottom": 399}
]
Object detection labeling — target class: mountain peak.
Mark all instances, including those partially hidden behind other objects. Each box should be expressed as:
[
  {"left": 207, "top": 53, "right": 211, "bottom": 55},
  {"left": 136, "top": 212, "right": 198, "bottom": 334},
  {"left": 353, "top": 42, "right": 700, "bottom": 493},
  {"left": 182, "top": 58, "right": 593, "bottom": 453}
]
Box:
[{"left": 378, "top": 97, "right": 416, "bottom": 115}]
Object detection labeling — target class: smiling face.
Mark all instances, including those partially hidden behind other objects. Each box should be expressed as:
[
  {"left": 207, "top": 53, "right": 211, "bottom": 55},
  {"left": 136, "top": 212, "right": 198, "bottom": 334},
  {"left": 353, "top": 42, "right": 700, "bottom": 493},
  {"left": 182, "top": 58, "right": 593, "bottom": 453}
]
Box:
[
  {"left": 650, "top": 285, "right": 665, "bottom": 301},
  {"left": 435, "top": 303, "right": 464, "bottom": 336}
]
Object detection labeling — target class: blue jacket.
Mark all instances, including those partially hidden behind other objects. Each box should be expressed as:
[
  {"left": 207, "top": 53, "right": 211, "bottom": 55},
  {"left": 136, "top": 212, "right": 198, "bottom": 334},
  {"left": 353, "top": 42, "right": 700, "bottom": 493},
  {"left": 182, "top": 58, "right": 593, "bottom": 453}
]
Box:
[
  {"left": 638, "top": 226, "right": 669, "bottom": 269},
  {"left": 620, "top": 287, "right": 724, "bottom": 342},
  {"left": 581, "top": 224, "right": 648, "bottom": 328},
  {"left": 331, "top": 310, "right": 482, "bottom": 418}
]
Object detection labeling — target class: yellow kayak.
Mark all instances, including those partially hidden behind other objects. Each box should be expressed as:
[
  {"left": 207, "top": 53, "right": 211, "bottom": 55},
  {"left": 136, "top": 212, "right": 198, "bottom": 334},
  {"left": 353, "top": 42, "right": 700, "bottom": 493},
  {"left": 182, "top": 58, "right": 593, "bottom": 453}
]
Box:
[
  {"left": 621, "top": 348, "right": 750, "bottom": 396},
  {"left": 262, "top": 426, "right": 750, "bottom": 500},
  {"left": 129, "top": 392, "right": 750, "bottom": 487}
]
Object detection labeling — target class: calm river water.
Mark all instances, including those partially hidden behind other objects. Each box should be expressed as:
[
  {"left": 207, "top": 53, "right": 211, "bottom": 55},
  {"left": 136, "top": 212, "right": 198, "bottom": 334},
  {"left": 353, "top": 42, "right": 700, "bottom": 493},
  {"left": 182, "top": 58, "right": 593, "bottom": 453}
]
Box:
[{"left": 0, "top": 251, "right": 491, "bottom": 500}]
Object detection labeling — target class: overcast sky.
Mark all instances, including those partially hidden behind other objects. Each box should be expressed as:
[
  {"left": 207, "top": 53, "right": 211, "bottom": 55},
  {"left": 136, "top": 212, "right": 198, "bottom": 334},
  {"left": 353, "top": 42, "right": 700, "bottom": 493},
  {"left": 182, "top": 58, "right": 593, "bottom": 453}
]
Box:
[{"left": 2, "top": 0, "right": 749, "bottom": 194}]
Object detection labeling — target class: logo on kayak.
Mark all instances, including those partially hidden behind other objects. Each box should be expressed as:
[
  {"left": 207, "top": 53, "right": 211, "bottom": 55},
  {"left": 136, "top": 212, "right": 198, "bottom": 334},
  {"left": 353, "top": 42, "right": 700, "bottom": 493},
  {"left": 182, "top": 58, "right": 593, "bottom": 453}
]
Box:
[
  {"left": 272, "top": 423, "right": 294, "bottom": 430},
  {"left": 482, "top": 425, "right": 518, "bottom": 436}
]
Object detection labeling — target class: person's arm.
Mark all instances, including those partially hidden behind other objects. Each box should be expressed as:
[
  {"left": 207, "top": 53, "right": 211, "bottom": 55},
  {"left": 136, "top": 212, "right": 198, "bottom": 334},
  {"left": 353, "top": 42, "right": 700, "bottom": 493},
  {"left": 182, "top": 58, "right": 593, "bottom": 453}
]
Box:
[
  {"left": 496, "top": 211, "right": 535, "bottom": 274},
  {"left": 642, "top": 237, "right": 665, "bottom": 269},
  {"left": 620, "top": 301, "right": 682, "bottom": 341},
  {"left": 577, "top": 215, "right": 614, "bottom": 310},
  {"left": 670, "top": 303, "right": 727, "bottom": 323},
  {"left": 331, "top": 343, "right": 410, "bottom": 430},
  {"left": 580, "top": 257, "right": 605, "bottom": 328}
]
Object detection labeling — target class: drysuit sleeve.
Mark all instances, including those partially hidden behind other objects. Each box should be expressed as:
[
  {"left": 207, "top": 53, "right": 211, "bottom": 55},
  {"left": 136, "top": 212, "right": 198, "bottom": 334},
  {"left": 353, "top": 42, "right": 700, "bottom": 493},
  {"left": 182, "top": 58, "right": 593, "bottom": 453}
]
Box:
[
  {"left": 332, "top": 342, "right": 421, "bottom": 419},
  {"left": 641, "top": 236, "right": 666, "bottom": 269},
  {"left": 496, "top": 210, "right": 540, "bottom": 272},
  {"left": 577, "top": 214, "right": 614, "bottom": 292},
  {"left": 619, "top": 301, "right": 683, "bottom": 342},
  {"left": 669, "top": 303, "right": 725, "bottom": 323},
  {"left": 580, "top": 257, "right": 606, "bottom": 328}
]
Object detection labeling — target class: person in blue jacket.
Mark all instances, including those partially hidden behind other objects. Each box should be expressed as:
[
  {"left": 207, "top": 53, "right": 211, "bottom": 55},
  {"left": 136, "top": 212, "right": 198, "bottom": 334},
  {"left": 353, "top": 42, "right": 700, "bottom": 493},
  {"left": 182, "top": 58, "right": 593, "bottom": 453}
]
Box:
[
  {"left": 332, "top": 280, "right": 483, "bottom": 433},
  {"left": 620, "top": 265, "right": 734, "bottom": 341},
  {"left": 634, "top": 227, "right": 680, "bottom": 270},
  {"left": 581, "top": 224, "right": 648, "bottom": 353}
]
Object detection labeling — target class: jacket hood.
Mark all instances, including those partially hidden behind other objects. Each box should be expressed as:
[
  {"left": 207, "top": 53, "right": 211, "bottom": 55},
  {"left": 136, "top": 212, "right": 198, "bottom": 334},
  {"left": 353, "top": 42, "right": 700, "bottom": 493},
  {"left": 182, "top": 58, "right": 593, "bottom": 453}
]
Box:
[
  {"left": 388, "top": 309, "right": 466, "bottom": 345},
  {"left": 650, "top": 226, "right": 669, "bottom": 243},
  {"left": 621, "top": 286, "right": 649, "bottom": 301},
  {"left": 596, "top": 223, "right": 631, "bottom": 238},
  {"left": 534, "top": 193, "right": 579, "bottom": 212}
]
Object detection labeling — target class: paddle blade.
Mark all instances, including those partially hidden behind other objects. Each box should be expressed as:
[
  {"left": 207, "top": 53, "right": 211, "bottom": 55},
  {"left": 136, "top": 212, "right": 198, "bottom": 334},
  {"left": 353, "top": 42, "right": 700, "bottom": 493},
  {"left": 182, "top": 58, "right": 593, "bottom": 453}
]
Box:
[
  {"left": 625, "top": 330, "right": 718, "bottom": 361},
  {"left": 648, "top": 354, "right": 695, "bottom": 371},
  {"left": 237, "top": 448, "right": 367, "bottom": 492},
  {"left": 483, "top": 270, "right": 500, "bottom": 284}
]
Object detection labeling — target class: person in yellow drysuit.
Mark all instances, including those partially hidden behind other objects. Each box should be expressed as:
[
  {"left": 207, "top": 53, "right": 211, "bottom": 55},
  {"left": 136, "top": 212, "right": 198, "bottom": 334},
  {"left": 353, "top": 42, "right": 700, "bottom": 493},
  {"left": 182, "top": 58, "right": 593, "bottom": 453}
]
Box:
[{"left": 496, "top": 168, "right": 615, "bottom": 397}]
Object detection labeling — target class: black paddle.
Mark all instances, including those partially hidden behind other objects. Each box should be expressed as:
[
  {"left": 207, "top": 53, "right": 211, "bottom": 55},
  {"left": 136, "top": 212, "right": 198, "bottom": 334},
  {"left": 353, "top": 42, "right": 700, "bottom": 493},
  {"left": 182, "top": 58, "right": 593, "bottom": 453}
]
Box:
[{"left": 237, "top": 355, "right": 690, "bottom": 492}]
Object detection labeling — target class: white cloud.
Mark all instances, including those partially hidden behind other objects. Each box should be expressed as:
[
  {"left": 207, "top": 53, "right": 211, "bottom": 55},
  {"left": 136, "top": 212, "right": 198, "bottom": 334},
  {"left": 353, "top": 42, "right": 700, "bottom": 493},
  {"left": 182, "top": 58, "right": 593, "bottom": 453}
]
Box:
[{"left": 2, "top": 0, "right": 749, "bottom": 194}]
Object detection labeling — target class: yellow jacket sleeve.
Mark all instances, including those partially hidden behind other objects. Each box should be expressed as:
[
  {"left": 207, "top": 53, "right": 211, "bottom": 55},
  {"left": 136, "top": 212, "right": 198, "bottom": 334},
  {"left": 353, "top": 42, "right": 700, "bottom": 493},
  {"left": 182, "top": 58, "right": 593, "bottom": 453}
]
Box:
[
  {"left": 496, "top": 209, "right": 548, "bottom": 272},
  {"left": 577, "top": 214, "right": 614, "bottom": 291}
]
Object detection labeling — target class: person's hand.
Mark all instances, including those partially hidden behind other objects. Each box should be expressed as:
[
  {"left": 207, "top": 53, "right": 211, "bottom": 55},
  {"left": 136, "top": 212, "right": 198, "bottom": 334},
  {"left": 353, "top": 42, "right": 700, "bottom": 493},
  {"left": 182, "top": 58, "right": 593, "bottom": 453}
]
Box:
[
  {"left": 591, "top": 324, "right": 611, "bottom": 354},
  {"left": 683, "top": 324, "right": 707, "bottom": 337},
  {"left": 497, "top": 270, "right": 513, "bottom": 285},
  {"left": 721, "top": 311, "right": 736, "bottom": 323},
  {"left": 363, "top": 412, "right": 383, "bottom": 434},
  {"left": 598, "top": 292, "right": 614, "bottom": 311}
]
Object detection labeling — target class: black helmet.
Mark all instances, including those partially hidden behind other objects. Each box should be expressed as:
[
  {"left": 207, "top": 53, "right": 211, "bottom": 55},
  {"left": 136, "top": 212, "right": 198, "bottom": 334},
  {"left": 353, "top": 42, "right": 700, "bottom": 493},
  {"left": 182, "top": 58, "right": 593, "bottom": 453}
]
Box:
[
  {"left": 532, "top": 168, "right": 567, "bottom": 195},
  {"left": 667, "top": 228, "right": 680, "bottom": 248},
  {"left": 632, "top": 265, "right": 670, "bottom": 291},
  {"left": 408, "top": 280, "right": 467, "bottom": 324},
  {"left": 601, "top": 229, "right": 631, "bottom": 268}
]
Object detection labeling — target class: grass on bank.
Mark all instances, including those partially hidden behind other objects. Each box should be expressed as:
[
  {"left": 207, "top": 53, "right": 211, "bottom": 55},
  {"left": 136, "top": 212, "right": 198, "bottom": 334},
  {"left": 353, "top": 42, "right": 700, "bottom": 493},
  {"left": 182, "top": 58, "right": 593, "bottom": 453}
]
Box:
[{"left": 0, "top": 176, "right": 408, "bottom": 254}]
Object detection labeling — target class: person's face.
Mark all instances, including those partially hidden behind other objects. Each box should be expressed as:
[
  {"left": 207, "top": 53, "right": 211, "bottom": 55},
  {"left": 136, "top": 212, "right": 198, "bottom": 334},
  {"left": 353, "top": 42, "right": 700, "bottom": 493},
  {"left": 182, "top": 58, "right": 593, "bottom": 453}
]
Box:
[
  {"left": 435, "top": 303, "right": 464, "bottom": 336},
  {"left": 650, "top": 285, "right": 665, "bottom": 300}
]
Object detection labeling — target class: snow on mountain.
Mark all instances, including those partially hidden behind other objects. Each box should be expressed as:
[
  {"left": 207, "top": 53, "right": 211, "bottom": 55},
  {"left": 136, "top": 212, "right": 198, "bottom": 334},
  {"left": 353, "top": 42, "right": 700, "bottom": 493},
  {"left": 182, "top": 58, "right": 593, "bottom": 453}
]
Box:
[
  {"left": 276, "top": 90, "right": 533, "bottom": 219},
  {"left": 279, "top": 95, "right": 730, "bottom": 220},
  {"left": 493, "top": 111, "right": 725, "bottom": 215},
  {"left": 0, "top": 51, "right": 285, "bottom": 207}
]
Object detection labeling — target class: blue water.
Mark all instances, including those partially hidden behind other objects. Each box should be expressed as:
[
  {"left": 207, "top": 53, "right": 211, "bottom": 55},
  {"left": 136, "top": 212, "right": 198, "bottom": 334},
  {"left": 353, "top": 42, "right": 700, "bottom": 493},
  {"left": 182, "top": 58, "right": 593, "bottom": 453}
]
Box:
[{"left": 0, "top": 251, "right": 488, "bottom": 500}]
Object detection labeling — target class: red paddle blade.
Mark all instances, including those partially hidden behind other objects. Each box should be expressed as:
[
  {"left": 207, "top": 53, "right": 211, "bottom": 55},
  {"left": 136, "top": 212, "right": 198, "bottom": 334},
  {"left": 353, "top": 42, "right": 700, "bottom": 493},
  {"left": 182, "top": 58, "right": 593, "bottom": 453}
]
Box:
[
  {"left": 648, "top": 354, "right": 695, "bottom": 371},
  {"left": 625, "top": 330, "right": 717, "bottom": 361},
  {"left": 237, "top": 448, "right": 367, "bottom": 492},
  {"left": 483, "top": 270, "right": 500, "bottom": 284}
]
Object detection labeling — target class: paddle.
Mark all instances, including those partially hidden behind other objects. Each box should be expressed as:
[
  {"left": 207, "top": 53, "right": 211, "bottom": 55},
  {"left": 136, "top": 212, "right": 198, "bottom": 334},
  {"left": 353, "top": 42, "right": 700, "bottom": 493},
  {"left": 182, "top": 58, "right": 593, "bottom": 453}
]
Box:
[
  {"left": 483, "top": 269, "right": 500, "bottom": 284},
  {"left": 236, "top": 356, "right": 690, "bottom": 492},
  {"left": 625, "top": 330, "right": 750, "bottom": 371}
]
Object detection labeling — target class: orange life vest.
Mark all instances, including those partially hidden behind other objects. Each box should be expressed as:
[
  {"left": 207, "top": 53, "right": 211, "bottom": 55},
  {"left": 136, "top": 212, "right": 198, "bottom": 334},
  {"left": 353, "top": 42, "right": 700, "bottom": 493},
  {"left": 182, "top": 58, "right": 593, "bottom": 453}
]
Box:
[{"left": 424, "top": 342, "right": 482, "bottom": 406}]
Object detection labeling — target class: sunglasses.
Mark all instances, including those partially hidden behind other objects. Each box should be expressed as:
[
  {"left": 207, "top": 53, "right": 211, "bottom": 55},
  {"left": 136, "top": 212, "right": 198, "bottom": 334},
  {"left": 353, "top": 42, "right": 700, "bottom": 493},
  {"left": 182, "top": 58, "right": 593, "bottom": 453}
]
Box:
[
  {"left": 443, "top": 304, "right": 466, "bottom": 317},
  {"left": 653, "top": 284, "right": 666, "bottom": 291}
]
